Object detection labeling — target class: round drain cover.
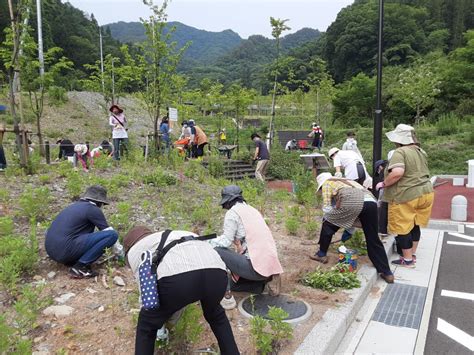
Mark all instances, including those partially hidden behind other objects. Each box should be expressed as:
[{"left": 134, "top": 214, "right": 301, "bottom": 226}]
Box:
[{"left": 238, "top": 294, "right": 311, "bottom": 324}]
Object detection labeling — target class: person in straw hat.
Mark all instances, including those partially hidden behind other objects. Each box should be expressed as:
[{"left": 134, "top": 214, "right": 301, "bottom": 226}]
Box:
[
  {"left": 311, "top": 173, "right": 394, "bottom": 283},
  {"left": 376, "top": 124, "right": 434, "bottom": 268},
  {"left": 109, "top": 104, "right": 128, "bottom": 160},
  {"left": 45, "top": 185, "right": 119, "bottom": 278}
]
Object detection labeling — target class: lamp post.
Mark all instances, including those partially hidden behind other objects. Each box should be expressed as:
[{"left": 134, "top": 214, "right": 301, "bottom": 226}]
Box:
[{"left": 373, "top": 0, "right": 384, "bottom": 189}]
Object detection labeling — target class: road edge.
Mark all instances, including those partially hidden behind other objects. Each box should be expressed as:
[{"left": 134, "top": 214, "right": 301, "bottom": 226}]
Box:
[{"left": 294, "top": 235, "right": 395, "bottom": 355}]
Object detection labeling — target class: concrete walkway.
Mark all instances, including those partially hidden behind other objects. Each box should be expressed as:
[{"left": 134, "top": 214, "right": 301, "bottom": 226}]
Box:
[{"left": 336, "top": 228, "right": 445, "bottom": 354}]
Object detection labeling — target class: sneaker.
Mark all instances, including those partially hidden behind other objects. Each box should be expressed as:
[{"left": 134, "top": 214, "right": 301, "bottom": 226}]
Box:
[
  {"left": 69, "top": 264, "right": 99, "bottom": 279},
  {"left": 220, "top": 295, "right": 237, "bottom": 310},
  {"left": 380, "top": 273, "right": 395, "bottom": 284},
  {"left": 391, "top": 257, "right": 415, "bottom": 268},
  {"left": 309, "top": 254, "right": 328, "bottom": 264},
  {"left": 266, "top": 274, "right": 281, "bottom": 297}
]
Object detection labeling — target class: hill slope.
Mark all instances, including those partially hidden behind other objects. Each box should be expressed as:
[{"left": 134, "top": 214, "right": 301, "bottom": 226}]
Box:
[{"left": 105, "top": 21, "right": 242, "bottom": 64}]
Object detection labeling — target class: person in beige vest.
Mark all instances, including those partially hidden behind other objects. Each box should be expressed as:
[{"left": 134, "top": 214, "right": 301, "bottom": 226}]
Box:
[
  {"left": 188, "top": 119, "right": 208, "bottom": 159},
  {"left": 210, "top": 185, "right": 283, "bottom": 310}
]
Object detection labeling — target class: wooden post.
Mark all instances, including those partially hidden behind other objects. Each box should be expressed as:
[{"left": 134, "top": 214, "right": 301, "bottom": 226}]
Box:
[
  {"left": 45, "top": 140, "right": 50, "bottom": 164},
  {"left": 144, "top": 135, "right": 149, "bottom": 162}
]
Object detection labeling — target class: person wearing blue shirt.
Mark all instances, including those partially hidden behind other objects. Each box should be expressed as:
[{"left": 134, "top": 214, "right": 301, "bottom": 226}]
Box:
[
  {"left": 160, "top": 117, "right": 170, "bottom": 153},
  {"left": 45, "top": 185, "right": 118, "bottom": 278}
]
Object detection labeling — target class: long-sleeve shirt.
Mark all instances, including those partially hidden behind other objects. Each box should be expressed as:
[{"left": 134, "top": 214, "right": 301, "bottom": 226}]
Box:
[{"left": 209, "top": 205, "right": 248, "bottom": 256}]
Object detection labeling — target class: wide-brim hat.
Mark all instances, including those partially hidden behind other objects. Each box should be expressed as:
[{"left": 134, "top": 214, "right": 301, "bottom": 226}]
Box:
[
  {"left": 123, "top": 226, "right": 153, "bottom": 255},
  {"left": 328, "top": 147, "right": 340, "bottom": 159},
  {"left": 82, "top": 185, "right": 110, "bottom": 205},
  {"left": 220, "top": 185, "right": 243, "bottom": 205},
  {"left": 316, "top": 172, "right": 333, "bottom": 191},
  {"left": 386, "top": 124, "right": 417, "bottom": 145},
  {"left": 74, "top": 144, "right": 88, "bottom": 155},
  {"left": 109, "top": 104, "right": 123, "bottom": 113}
]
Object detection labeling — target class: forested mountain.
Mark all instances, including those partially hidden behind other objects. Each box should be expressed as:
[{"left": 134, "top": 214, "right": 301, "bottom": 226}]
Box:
[{"left": 106, "top": 21, "right": 243, "bottom": 64}]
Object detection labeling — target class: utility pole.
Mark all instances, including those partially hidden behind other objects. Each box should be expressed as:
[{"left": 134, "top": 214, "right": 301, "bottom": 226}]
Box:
[
  {"left": 99, "top": 28, "right": 105, "bottom": 95},
  {"left": 36, "top": 0, "right": 44, "bottom": 77},
  {"left": 111, "top": 57, "right": 115, "bottom": 105},
  {"left": 373, "top": 0, "right": 384, "bottom": 189}
]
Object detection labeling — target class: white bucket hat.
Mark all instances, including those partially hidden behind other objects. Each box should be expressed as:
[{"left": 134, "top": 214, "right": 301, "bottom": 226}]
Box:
[
  {"left": 386, "top": 124, "right": 418, "bottom": 145},
  {"left": 316, "top": 172, "right": 333, "bottom": 191},
  {"left": 328, "top": 147, "right": 340, "bottom": 160},
  {"left": 74, "top": 144, "right": 88, "bottom": 155}
]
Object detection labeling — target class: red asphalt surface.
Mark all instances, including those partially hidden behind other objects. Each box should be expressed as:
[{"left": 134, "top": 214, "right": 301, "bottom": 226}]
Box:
[{"left": 268, "top": 178, "right": 474, "bottom": 223}]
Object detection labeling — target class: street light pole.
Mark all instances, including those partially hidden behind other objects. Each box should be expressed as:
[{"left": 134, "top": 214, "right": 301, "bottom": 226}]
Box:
[
  {"left": 99, "top": 28, "right": 105, "bottom": 95},
  {"left": 373, "top": 0, "right": 384, "bottom": 189}
]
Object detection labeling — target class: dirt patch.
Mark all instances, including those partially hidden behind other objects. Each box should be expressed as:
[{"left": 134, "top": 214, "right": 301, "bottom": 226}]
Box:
[{"left": 1, "top": 164, "right": 366, "bottom": 354}]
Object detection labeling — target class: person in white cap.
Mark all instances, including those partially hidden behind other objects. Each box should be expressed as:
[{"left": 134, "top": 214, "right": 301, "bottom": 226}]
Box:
[
  {"left": 73, "top": 144, "right": 93, "bottom": 172},
  {"left": 311, "top": 173, "right": 394, "bottom": 283},
  {"left": 328, "top": 147, "right": 369, "bottom": 185},
  {"left": 376, "top": 124, "right": 434, "bottom": 268}
]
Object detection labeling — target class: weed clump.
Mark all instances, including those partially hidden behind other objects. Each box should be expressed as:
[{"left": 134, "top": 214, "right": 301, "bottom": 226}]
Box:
[
  {"left": 250, "top": 306, "right": 293, "bottom": 355},
  {"left": 301, "top": 265, "right": 361, "bottom": 293},
  {"left": 18, "top": 186, "right": 51, "bottom": 221}
]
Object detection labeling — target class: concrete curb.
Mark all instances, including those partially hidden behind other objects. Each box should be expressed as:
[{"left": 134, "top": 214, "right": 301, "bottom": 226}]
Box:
[{"left": 295, "top": 236, "right": 395, "bottom": 355}]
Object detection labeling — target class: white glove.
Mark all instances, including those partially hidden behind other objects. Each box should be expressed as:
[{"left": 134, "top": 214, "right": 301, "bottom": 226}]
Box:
[
  {"left": 112, "top": 241, "right": 125, "bottom": 258},
  {"left": 335, "top": 172, "right": 343, "bottom": 178}
]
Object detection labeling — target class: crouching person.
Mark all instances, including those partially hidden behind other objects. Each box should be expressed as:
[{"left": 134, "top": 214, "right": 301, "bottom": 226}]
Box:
[
  {"left": 124, "top": 227, "right": 239, "bottom": 355},
  {"left": 45, "top": 185, "right": 118, "bottom": 278},
  {"left": 211, "top": 185, "right": 284, "bottom": 310}
]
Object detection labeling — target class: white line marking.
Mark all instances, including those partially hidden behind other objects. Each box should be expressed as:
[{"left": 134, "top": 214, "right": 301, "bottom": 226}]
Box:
[
  {"left": 437, "top": 318, "right": 474, "bottom": 351},
  {"left": 448, "top": 232, "right": 474, "bottom": 242},
  {"left": 447, "top": 241, "right": 474, "bottom": 247},
  {"left": 441, "top": 290, "right": 474, "bottom": 301}
]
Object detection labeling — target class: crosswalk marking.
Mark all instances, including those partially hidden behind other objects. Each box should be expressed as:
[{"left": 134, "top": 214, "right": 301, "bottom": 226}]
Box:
[
  {"left": 437, "top": 318, "right": 474, "bottom": 351},
  {"left": 441, "top": 290, "right": 474, "bottom": 301},
  {"left": 447, "top": 241, "right": 474, "bottom": 247},
  {"left": 448, "top": 232, "right": 474, "bottom": 242}
]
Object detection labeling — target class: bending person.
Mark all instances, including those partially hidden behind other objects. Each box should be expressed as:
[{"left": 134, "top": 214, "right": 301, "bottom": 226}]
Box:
[
  {"left": 211, "top": 185, "right": 283, "bottom": 310},
  {"left": 310, "top": 173, "right": 394, "bottom": 284},
  {"left": 124, "top": 227, "right": 239, "bottom": 355},
  {"left": 45, "top": 185, "right": 118, "bottom": 278}
]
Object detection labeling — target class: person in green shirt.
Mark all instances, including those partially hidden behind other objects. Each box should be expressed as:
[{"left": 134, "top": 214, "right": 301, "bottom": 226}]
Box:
[{"left": 376, "top": 124, "right": 434, "bottom": 268}]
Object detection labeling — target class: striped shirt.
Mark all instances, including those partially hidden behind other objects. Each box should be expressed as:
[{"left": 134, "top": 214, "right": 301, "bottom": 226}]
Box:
[{"left": 127, "top": 230, "right": 226, "bottom": 280}]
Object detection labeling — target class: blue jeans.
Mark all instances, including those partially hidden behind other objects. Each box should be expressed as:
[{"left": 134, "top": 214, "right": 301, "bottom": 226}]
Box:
[
  {"left": 77, "top": 229, "right": 118, "bottom": 265},
  {"left": 113, "top": 138, "right": 128, "bottom": 160}
]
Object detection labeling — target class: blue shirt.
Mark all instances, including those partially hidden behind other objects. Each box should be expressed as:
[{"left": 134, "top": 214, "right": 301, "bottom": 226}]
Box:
[
  {"left": 45, "top": 200, "right": 109, "bottom": 262},
  {"left": 160, "top": 123, "right": 170, "bottom": 142}
]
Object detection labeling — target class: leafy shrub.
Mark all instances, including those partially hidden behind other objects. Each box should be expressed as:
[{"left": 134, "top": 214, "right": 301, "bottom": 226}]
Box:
[
  {"left": 184, "top": 160, "right": 207, "bottom": 183},
  {"left": 93, "top": 154, "right": 112, "bottom": 170},
  {"left": 14, "top": 284, "right": 52, "bottom": 334},
  {"left": 66, "top": 171, "right": 84, "bottom": 199},
  {"left": 0, "top": 224, "right": 39, "bottom": 292},
  {"left": 0, "top": 217, "right": 14, "bottom": 237},
  {"left": 343, "top": 230, "right": 367, "bottom": 255},
  {"left": 38, "top": 174, "right": 51, "bottom": 185},
  {"left": 293, "top": 172, "right": 317, "bottom": 205},
  {"left": 305, "top": 220, "right": 319, "bottom": 238},
  {"left": 250, "top": 306, "right": 293, "bottom": 355},
  {"left": 285, "top": 217, "right": 299, "bottom": 236},
  {"left": 301, "top": 265, "right": 361, "bottom": 293},
  {"left": 142, "top": 169, "right": 177, "bottom": 187},
  {"left": 48, "top": 86, "right": 68, "bottom": 105},
  {"left": 207, "top": 156, "right": 225, "bottom": 178},
  {"left": 18, "top": 186, "right": 51, "bottom": 221},
  {"left": 110, "top": 202, "right": 132, "bottom": 236},
  {"left": 0, "top": 315, "right": 31, "bottom": 354},
  {"left": 268, "top": 146, "right": 304, "bottom": 180}
]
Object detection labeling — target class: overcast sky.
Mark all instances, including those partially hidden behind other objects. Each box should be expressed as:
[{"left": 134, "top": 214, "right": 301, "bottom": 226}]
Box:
[{"left": 66, "top": 0, "right": 354, "bottom": 38}]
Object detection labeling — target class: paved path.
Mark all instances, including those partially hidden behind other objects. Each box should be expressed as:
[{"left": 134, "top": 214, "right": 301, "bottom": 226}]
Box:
[
  {"left": 423, "top": 230, "right": 474, "bottom": 354},
  {"left": 431, "top": 178, "right": 474, "bottom": 222},
  {"left": 337, "top": 228, "right": 445, "bottom": 354}
]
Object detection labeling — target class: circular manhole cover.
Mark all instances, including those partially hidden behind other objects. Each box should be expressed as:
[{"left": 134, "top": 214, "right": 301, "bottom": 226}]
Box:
[{"left": 238, "top": 294, "right": 311, "bottom": 324}]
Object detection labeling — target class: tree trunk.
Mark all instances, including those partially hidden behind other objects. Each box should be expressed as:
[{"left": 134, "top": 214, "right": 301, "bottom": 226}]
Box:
[
  {"left": 269, "top": 74, "right": 278, "bottom": 149},
  {"left": 36, "top": 115, "right": 45, "bottom": 156}
]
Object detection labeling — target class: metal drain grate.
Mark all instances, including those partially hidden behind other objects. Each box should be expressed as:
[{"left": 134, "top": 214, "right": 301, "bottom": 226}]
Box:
[{"left": 372, "top": 283, "right": 427, "bottom": 329}]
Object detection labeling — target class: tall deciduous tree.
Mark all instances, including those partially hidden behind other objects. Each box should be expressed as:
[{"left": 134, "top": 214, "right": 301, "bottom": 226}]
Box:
[
  {"left": 140, "top": 0, "right": 189, "bottom": 150},
  {"left": 268, "top": 17, "right": 290, "bottom": 148},
  {"left": 20, "top": 31, "right": 73, "bottom": 156}
]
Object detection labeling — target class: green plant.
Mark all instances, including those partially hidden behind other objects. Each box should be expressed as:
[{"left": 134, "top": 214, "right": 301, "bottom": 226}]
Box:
[
  {"left": 18, "top": 186, "right": 51, "bottom": 221},
  {"left": 48, "top": 85, "right": 68, "bottom": 105},
  {"left": 14, "top": 284, "right": 52, "bottom": 334},
  {"left": 267, "top": 147, "right": 304, "bottom": 180},
  {"left": 207, "top": 155, "right": 225, "bottom": 178},
  {"left": 250, "top": 306, "right": 293, "bottom": 355},
  {"left": 38, "top": 174, "right": 51, "bottom": 185},
  {"left": 167, "top": 303, "right": 204, "bottom": 352},
  {"left": 142, "top": 169, "right": 177, "bottom": 187},
  {"left": 0, "top": 315, "right": 31, "bottom": 354},
  {"left": 0, "top": 222, "right": 39, "bottom": 293},
  {"left": 293, "top": 172, "right": 316, "bottom": 205},
  {"left": 65, "top": 171, "right": 85, "bottom": 199},
  {"left": 285, "top": 217, "right": 299, "bottom": 235},
  {"left": 301, "top": 265, "right": 361, "bottom": 293},
  {"left": 0, "top": 217, "right": 14, "bottom": 237},
  {"left": 305, "top": 220, "right": 319, "bottom": 238},
  {"left": 110, "top": 202, "right": 132, "bottom": 235},
  {"left": 436, "top": 113, "right": 460, "bottom": 136},
  {"left": 343, "top": 230, "right": 367, "bottom": 255}
]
